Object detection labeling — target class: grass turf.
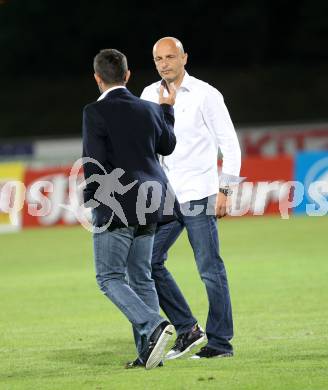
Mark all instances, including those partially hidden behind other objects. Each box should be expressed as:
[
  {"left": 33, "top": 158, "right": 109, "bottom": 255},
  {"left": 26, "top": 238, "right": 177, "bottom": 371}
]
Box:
[{"left": 0, "top": 215, "right": 327, "bottom": 389}]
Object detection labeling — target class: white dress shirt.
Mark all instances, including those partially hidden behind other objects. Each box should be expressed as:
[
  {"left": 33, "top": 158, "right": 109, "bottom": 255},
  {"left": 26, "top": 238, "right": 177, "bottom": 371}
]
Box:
[{"left": 141, "top": 72, "right": 241, "bottom": 203}]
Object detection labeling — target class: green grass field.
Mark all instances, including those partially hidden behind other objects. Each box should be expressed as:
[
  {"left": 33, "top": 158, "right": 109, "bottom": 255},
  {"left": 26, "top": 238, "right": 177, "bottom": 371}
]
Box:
[{"left": 1, "top": 216, "right": 328, "bottom": 390}]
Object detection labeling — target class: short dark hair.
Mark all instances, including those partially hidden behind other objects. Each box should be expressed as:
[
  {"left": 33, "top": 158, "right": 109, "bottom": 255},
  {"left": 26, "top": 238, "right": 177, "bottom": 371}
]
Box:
[{"left": 93, "top": 49, "right": 128, "bottom": 85}]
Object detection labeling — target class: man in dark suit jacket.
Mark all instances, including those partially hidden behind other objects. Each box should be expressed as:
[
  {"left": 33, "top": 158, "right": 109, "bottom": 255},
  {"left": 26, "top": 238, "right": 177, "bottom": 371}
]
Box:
[{"left": 82, "top": 48, "right": 177, "bottom": 370}]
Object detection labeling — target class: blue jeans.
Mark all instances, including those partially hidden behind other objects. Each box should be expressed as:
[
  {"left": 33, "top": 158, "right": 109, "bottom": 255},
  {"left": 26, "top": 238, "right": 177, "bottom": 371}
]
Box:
[
  {"left": 151, "top": 196, "right": 233, "bottom": 353},
  {"left": 93, "top": 224, "right": 164, "bottom": 357}
]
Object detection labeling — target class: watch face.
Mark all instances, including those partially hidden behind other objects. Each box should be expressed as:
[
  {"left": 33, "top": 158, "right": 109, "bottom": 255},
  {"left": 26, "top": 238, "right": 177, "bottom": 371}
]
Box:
[{"left": 220, "top": 188, "right": 232, "bottom": 196}]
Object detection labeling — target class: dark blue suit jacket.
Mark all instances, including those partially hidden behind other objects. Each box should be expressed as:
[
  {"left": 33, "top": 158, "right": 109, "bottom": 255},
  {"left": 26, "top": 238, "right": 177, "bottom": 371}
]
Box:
[{"left": 82, "top": 87, "right": 176, "bottom": 227}]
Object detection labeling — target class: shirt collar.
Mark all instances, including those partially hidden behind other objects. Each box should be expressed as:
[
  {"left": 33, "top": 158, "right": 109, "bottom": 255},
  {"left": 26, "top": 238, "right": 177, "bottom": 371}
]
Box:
[
  {"left": 179, "top": 71, "right": 193, "bottom": 91},
  {"left": 156, "top": 71, "right": 192, "bottom": 92},
  {"left": 97, "top": 85, "right": 126, "bottom": 101}
]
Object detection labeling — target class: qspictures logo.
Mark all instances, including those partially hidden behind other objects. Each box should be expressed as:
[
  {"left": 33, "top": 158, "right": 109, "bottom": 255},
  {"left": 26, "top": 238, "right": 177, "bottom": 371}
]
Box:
[
  {"left": 0, "top": 156, "right": 328, "bottom": 233},
  {"left": 0, "top": 163, "right": 25, "bottom": 232},
  {"left": 294, "top": 152, "right": 328, "bottom": 216}
]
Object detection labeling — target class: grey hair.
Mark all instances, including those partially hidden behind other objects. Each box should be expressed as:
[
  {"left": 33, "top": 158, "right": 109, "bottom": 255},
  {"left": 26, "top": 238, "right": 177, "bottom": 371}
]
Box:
[{"left": 93, "top": 49, "right": 128, "bottom": 85}]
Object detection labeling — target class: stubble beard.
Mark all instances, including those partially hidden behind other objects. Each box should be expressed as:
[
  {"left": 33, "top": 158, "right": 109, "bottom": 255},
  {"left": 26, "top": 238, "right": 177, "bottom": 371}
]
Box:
[{"left": 162, "top": 73, "right": 177, "bottom": 84}]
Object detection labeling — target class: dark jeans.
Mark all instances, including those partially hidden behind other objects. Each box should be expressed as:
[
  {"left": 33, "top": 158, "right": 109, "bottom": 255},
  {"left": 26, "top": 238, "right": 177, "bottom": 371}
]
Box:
[
  {"left": 93, "top": 223, "right": 164, "bottom": 357},
  {"left": 152, "top": 196, "right": 233, "bottom": 353}
]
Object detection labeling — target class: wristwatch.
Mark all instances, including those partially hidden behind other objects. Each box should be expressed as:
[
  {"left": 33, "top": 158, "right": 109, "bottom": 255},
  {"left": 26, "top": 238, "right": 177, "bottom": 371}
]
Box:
[{"left": 219, "top": 187, "right": 233, "bottom": 196}]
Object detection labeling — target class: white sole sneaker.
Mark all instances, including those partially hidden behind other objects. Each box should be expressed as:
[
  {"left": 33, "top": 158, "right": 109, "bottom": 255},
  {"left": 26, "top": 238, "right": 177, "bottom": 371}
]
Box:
[
  {"left": 190, "top": 351, "right": 233, "bottom": 359},
  {"left": 166, "top": 334, "right": 207, "bottom": 360},
  {"left": 145, "top": 324, "right": 174, "bottom": 370}
]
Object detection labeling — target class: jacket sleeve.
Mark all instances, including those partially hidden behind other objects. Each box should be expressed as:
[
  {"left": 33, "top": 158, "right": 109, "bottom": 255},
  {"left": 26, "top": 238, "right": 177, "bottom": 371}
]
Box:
[
  {"left": 82, "top": 104, "right": 107, "bottom": 203},
  {"left": 156, "top": 104, "right": 176, "bottom": 156}
]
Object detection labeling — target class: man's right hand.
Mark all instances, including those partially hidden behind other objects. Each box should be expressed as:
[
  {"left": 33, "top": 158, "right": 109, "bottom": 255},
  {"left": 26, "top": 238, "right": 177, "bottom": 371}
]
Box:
[{"left": 159, "top": 82, "right": 176, "bottom": 106}]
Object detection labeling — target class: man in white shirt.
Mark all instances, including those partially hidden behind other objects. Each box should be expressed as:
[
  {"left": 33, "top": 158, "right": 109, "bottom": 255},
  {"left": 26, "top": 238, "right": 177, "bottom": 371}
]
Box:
[{"left": 140, "top": 37, "right": 241, "bottom": 359}]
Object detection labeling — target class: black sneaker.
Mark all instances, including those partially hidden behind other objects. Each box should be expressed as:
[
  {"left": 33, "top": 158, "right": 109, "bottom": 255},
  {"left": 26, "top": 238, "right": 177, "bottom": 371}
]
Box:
[
  {"left": 166, "top": 324, "right": 206, "bottom": 360},
  {"left": 125, "top": 357, "right": 144, "bottom": 369},
  {"left": 125, "top": 357, "right": 164, "bottom": 369},
  {"left": 190, "top": 346, "right": 233, "bottom": 359},
  {"left": 141, "top": 320, "right": 174, "bottom": 370}
]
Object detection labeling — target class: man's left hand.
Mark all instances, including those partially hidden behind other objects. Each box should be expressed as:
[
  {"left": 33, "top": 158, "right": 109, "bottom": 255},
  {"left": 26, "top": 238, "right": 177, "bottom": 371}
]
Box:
[{"left": 215, "top": 192, "right": 231, "bottom": 218}]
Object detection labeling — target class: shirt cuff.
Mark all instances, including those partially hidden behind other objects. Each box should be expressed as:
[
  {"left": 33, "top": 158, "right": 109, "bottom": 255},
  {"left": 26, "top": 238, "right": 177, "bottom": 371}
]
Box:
[{"left": 219, "top": 173, "right": 244, "bottom": 187}]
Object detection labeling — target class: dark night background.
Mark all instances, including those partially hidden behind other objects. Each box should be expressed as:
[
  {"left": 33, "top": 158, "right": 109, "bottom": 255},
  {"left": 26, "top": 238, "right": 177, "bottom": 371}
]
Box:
[{"left": 0, "top": 0, "right": 327, "bottom": 140}]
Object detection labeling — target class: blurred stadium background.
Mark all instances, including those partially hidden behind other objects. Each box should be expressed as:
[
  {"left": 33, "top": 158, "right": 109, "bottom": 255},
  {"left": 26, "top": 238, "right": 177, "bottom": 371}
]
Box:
[{"left": 0, "top": 1, "right": 327, "bottom": 389}]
